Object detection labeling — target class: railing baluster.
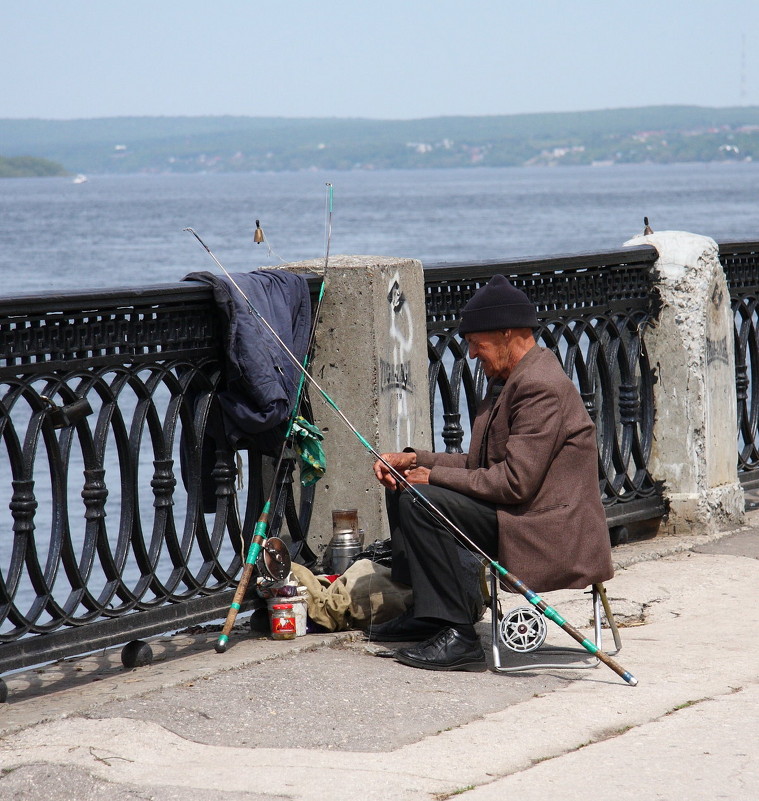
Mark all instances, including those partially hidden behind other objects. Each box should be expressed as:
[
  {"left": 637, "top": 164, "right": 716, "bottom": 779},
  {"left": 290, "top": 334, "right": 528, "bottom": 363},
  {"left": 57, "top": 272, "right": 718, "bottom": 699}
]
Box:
[{"left": 719, "top": 241, "right": 759, "bottom": 484}]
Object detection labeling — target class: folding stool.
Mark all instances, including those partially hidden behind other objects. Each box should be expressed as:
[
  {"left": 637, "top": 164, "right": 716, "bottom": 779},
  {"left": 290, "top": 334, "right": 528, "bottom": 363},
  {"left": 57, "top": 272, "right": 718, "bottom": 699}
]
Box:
[{"left": 489, "top": 572, "right": 622, "bottom": 673}]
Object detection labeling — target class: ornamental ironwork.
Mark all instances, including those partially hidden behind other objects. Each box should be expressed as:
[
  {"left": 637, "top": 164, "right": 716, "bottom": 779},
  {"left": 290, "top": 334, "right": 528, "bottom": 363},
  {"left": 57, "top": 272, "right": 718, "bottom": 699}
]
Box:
[
  {"left": 719, "top": 240, "right": 759, "bottom": 488},
  {"left": 0, "top": 281, "right": 319, "bottom": 687},
  {"left": 423, "top": 246, "right": 664, "bottom": 527}
]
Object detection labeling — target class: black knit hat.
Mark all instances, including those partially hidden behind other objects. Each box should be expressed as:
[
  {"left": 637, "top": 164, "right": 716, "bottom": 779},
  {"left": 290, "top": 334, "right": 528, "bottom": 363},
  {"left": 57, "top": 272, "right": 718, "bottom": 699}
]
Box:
[{"left": 458, "top": 275, "right": 539, "bottom": 334}]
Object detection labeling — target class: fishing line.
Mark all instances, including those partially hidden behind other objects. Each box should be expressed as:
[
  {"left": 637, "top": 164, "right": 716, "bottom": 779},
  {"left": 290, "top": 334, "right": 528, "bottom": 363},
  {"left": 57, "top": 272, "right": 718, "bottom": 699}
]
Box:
[
  {"left": 185, "top": 226, "right": 637, "bottom": 684},
  {"left": 253, "top": 218, "right": 288, "bottom": 264}
]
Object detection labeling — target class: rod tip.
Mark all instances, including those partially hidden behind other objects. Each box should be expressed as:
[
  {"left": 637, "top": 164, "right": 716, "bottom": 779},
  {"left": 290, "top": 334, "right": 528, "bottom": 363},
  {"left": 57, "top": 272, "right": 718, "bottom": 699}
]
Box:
[{"left": 214, "top": 637, "right": 228, "bottom": 654}]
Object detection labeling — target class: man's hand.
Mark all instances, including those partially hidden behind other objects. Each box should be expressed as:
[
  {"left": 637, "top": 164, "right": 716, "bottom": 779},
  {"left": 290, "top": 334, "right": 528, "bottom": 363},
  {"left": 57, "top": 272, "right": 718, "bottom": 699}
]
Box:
[
  {"left": 405, "top": 466, "right": 431, "bottom": 485},
  {"left": 373, "top": 451, "right": 418, "bottom": 490}
]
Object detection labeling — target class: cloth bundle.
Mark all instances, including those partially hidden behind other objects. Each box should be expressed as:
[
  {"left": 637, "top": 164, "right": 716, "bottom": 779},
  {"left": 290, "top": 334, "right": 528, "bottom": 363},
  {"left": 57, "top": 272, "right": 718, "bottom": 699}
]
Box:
[{"left": 290, "top": 560, "right": 412, "bottom": 632}]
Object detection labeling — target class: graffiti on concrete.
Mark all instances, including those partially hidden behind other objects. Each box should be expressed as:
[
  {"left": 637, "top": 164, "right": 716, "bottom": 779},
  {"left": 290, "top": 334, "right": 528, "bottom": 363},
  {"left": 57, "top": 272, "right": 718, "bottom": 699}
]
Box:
[{"left": 381, "top": 273, "right": 414, "bottom": 450}]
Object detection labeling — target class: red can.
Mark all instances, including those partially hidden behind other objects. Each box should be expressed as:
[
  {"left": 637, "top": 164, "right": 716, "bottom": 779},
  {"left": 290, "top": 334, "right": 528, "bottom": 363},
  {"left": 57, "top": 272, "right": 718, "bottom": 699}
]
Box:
[{"left": 270, "top": 603, "right": 297, "bottom": 640}]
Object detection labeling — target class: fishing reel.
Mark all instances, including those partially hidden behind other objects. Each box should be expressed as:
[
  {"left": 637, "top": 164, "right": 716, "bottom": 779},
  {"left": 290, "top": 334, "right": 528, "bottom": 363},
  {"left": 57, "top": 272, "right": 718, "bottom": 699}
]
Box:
[
  {"left": 498, "top": 606, "right": 548, "bottom": 653},
  {"left": 255, "top": 537, "right": 291, "bottom": 586}
]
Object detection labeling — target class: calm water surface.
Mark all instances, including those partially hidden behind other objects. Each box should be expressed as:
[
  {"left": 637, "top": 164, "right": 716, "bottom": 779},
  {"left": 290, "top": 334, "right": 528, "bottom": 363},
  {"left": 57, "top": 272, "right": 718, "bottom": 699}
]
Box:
[{"left": 1, "top": 163, "right": 758, "bottom": 295}]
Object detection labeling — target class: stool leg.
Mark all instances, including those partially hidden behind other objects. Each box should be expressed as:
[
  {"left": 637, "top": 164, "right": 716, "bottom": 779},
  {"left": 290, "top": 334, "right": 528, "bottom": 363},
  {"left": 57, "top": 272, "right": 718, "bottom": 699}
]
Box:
[
  {"left": 593, "top": 586, "right": 603, "bottom": 649},
  {"left": 490, "top": 571, "right": 504, "bottom": 669},
  {"left": 595, "top": 583, "right": 622, "bottom": 654}
]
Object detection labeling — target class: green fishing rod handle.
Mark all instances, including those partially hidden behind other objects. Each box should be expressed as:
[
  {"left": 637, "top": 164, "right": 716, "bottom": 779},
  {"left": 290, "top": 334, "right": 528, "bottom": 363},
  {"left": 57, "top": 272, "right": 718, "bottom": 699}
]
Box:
[
  {"left": 216, "top": 506, "right": 272, "bottom": 654},
  {"left": 244, "top": 502, "right": 272, "bottom": 565},
  {"left": 215, "top": 562, "right": 255, "bottom": 653},
  {"left": 245, "top": 533, "right": 266, "bottom": 566}
]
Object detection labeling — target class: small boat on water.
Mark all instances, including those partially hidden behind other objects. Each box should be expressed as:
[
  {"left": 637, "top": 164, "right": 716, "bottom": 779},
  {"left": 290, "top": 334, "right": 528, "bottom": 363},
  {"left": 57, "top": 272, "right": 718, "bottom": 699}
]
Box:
[{"left": 72, "top": 174, "right": 88, "bottom": 184}]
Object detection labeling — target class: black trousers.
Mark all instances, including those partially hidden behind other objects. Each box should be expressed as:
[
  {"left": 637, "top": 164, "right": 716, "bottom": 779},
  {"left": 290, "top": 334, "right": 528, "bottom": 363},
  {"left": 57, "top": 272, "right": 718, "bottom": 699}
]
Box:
[{"left": 386, "top": 485, "right": 498, "bottom": 626}]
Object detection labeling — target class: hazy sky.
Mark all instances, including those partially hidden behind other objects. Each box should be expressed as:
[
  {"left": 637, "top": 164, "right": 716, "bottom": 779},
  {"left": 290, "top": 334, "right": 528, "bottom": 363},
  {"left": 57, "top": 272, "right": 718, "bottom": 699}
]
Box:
[{"left": 2, "top": 1, "right": 757, "bottom": 120}]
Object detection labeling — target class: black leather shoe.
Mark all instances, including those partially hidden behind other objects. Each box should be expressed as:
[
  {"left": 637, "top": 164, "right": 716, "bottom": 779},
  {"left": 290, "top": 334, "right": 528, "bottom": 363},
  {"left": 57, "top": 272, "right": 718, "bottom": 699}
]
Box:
[
  {"left": 366, "top": 611, "right": 444, "bottom": 642},
  {"left": 393, "top": 627, "right": 487, "bottom": 672}
]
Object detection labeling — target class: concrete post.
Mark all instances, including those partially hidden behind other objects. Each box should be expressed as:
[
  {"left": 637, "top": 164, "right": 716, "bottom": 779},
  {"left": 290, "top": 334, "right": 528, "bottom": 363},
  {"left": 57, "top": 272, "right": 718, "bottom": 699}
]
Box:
[
  {"left": 287, "top": 256, "right": 432, "bottom": 556},
  {"left": 624, "top": 231, "right": 744, "bottom": 533}
]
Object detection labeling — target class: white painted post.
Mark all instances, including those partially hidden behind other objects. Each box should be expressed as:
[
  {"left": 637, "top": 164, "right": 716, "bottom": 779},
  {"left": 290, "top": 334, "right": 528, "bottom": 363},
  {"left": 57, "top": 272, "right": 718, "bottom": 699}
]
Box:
[{"left": 624, "top": 231, "right": 744, "bottom": 534}]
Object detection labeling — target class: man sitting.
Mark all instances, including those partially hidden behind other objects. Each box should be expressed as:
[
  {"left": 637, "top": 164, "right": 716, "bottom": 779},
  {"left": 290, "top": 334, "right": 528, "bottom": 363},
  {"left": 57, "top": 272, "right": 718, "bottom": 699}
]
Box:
[{"left": 369, "top": 275, "right": 613, "bottom": 672}]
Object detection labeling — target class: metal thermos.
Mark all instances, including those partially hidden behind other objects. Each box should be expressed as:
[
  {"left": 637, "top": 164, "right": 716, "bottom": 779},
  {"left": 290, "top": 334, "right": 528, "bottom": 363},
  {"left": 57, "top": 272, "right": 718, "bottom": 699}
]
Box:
[{"left": 323, "top": 509, "right": 362, "bottom": 575}]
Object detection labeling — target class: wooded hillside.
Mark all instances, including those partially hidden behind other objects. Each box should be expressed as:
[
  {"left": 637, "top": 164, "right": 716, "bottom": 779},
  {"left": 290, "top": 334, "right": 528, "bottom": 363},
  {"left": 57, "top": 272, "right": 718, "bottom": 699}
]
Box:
[{"left": 3, "top": 106, "right": 759, "bottom": 174}]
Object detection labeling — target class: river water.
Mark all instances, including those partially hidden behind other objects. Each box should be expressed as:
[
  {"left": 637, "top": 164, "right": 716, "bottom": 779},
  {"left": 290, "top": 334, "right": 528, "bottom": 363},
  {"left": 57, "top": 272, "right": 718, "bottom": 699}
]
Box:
[{"left": 1, "top": 162, "right": 758, "bottom": 295}]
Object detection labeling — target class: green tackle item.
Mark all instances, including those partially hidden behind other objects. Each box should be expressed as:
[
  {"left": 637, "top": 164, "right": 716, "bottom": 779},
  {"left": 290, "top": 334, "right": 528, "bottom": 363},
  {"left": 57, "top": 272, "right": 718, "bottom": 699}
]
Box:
[{"left": 292, "top": 415, "right": 326, "bottom": 486}]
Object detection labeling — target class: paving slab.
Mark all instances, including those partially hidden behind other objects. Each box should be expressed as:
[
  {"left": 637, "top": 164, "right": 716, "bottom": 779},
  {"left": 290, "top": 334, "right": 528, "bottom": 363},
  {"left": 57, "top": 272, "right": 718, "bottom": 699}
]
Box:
[
  {"left": 84, "top": 639, "right": 569, "bottom": 752},
  {"left": 693, "top": 528, "right": 759, "bottom": 558},
  {"left": 461, "top": 685, "right": 759, "bottom": 801}
]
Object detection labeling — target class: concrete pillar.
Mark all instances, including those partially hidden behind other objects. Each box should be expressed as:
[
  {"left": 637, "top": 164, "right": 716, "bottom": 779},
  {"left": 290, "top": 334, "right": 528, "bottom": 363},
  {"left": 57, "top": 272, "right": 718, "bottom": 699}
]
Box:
[
  {"left": 287, "top": 256, "right": 432, "bottom": 556},
  {"left": 624, "top": 231, "right": 744, "bottom": 533}
]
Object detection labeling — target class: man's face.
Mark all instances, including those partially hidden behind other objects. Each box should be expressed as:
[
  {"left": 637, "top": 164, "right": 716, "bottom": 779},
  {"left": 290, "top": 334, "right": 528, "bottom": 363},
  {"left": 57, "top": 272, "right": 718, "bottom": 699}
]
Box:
[{"left": 464, "top": 330, "right": 510, "bottom": 378}]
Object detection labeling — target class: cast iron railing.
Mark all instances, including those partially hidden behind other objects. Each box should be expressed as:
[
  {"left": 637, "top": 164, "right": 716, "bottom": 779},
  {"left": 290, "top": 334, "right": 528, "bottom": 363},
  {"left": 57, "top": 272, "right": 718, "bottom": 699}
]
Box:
[
  {"left": 423, "top": 246, "right": 665, "bottom": 529},
  {"left": 719, "top": 240, "right": 759, "bottom": 488},
  {"left": 7, "top": 240, "right": 754, "bottom": 690},
  {"left": 0, "top": 279, "right": 320, "bottom": 688}
]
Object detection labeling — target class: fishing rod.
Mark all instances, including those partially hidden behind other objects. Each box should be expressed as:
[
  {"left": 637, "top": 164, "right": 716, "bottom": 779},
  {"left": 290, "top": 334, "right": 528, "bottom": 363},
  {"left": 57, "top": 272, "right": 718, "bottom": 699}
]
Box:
[
  {"left": 186, "top": 226, "right": 638, "bottom": 686},
  {"left": 185, "top": 184, "right": 333, "bottom": 653},
  {"left": 261, "top": 185, "right": 334, "bottom": 563}
]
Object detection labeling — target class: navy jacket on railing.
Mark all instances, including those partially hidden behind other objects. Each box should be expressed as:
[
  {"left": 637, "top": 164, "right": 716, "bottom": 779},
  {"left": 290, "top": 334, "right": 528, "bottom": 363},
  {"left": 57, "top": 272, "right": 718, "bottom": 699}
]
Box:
[{"left": 184, "top": 269, "right": 311, "bottom": 449}]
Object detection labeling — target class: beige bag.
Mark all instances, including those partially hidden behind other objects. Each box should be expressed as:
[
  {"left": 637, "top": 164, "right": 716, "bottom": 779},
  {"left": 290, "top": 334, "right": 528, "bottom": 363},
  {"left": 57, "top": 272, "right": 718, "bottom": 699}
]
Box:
[
  {"left": 290, "top": 559, "right": 412, "bottom": 632},
  {"left": 340, "top": 558, "right": 412, "bottom": 627}
]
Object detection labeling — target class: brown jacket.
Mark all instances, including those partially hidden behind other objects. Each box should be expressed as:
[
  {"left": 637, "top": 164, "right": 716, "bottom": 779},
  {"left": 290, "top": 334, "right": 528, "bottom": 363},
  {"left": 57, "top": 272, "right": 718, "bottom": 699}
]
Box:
[{"left": 414, "top": 345, "right": 613, "bottom": 592}]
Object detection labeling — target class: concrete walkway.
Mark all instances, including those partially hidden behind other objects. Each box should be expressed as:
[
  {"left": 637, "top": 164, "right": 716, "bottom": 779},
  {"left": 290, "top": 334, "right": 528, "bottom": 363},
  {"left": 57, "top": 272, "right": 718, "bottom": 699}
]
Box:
[{"left": 1, "top": 521, "right": 758, "bottom": 800}]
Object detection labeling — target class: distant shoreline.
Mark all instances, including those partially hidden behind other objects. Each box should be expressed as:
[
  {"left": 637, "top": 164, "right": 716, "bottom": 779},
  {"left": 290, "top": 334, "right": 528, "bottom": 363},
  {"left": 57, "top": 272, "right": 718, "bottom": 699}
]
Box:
[
  {"left": 3, "top": 106, "right": 759, "bottom": 176},
  {"left": 0, "top": 155, "right": 66, "bottom": 178},
  {"left": 4, "top": 159, "right": 758, "bottom": 181}
]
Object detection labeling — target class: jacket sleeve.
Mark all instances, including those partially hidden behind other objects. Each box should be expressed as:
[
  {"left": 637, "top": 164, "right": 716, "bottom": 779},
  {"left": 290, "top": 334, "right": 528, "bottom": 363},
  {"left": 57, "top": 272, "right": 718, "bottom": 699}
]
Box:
[
  {"left": 427, "top": 379, "right": 566, "bottom": 505},
  {"left": 414, "top": 449, "right": 469, "bottom": 469}
]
